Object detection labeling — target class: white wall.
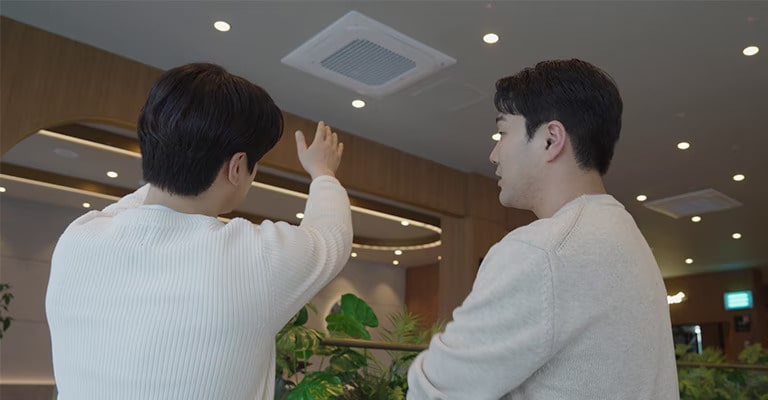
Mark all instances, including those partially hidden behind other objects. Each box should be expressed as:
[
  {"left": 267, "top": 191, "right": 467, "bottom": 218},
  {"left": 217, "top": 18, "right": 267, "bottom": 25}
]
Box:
[
  {"left": 0, "top": 197, "right": 405, "bottom": 388},
  {"left": 0, "top": 197, "right": 82, "bottom": 385}
]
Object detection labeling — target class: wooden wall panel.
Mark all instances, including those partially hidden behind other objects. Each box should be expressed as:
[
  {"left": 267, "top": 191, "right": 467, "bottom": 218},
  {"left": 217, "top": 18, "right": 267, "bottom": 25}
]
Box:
[
  {"left": 467, "top": 173, "right": 507, "bottom": 220},
  {"left": 0, "top": 17, "right": 160, "bottom": 153},
  {"left": 471, "top": 219, "right": 508, "bottom": 275},
  {"left": 333, "top": 127, "right": 402, "bottom": 197},
  {"left": 406, "top": 263, "right": 440, "bottom": 329},
  {"left": 664, "top": 268, "right": 768, "bottom": 361},
  {"left": 438, "top": 216, "right": 475, "bottom": 319},
  {"left": 0, "top": 385, "right": 55, "bottom": 400},
  {"left": 467, "top": 173, "right": 536, "bottom": 233},
  {"left": 394, "top": 153, "right": 467, "bottom": 217}
]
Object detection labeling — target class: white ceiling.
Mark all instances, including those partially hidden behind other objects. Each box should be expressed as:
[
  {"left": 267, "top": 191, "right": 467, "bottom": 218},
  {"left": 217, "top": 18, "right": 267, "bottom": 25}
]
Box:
[{"left": 1, "top": 1, "right": 767, "bottom": 278}]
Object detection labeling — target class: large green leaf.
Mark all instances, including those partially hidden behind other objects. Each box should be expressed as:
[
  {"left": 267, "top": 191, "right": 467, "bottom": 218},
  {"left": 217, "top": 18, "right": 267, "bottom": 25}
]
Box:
[
  {"left": 276, "top": 326, "right": 322, "bottom": 360},
  {"left": 340, "top": 293, "right": 379, "bottom": 328},
  {"left": 287, "top": 371, "right": 344, "bottom": 400},
  {"left": 326, "top": 313, "right": 370, "bottom": 340},
  {"left": 294, "top": 307, "right": 309, "bottom": 326},
  {"left": 329, "top": 349, "right": 368, "bottom": 373}
]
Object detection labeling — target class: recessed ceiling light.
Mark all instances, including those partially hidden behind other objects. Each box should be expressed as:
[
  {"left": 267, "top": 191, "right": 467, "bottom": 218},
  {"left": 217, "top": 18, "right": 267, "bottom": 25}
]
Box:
[
  {"left": 214, "top": 21, "right": 231, "bottom": 32},
  {"left": 743, "top": 46, "right": 759, "bottom": 56},
  {"left": 351, "top": 252, "right": 358, "bottom": 258},
  {"left": 401, "top": 220, "right": 410, "bottom": 226},
  {"left": 733, "top": 174, "right": 745, "bottom": 182},
  {"left": 685, "top": 258, "right": 694, "bottom": 264},
  {"left": 732, "top": 233, "right": 742, "bottom": 240},
  {"left": 691, "top": 216, "right": 701, "bottom": 222},
  {"left": 636, "top": 195, "right": 648, "bottom": 202},
  {"left": 392, "top": 260, "right": 399, "bottom": 265},
  {"left": 82, "top": 202, "right": 91, "bottom": 209},
  {"left": 491, "top": 132, "right": 501, "bottom": 142},
  {"left": 0, "top": 186, "right": 6, "bottom": 193},
  {"left": 106, "top": 171, "right": 119, "bottom": 178},
  {"left": 677, "top": 142, "right": 691, "bottom": 150},
  {"left": 352, "top": 99, "right": 366, "bottom": 108},
  {"left": 394, "top": 249, "right": 403, "bottom": 255},
  {"left": 296, "top": 212, "right": 304, "bottom": 219},
  {"left": 483, "top": 33, "right": 499, "bottom": 44}
]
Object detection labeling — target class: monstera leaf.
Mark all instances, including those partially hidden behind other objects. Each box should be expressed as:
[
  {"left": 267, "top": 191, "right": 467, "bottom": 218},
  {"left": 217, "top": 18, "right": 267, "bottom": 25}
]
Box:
[
  {"left": 293, "top": 307, "right": 309, "bottom": 326},
  {"left": 329, "top": 348, "right": 368, "bottom": 373},
  {"left": 326, "top": 313, "right": 370, "bottom": 340},
  {"left": 277, "top": 326, "right": 323, "bottom": 360},
  {"left": 340, "top": 293, "right": 379, "bottom": 328},
  {"left": 287, "top": 371, "right": 344, "bottom": 400},
  {"left": 325, "top": 293, "right": 380, "bottom": 339}
]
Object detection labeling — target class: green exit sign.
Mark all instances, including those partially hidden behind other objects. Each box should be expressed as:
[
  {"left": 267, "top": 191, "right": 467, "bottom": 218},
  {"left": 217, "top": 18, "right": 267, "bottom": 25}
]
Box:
[{"left": 724, "top": 291, "right": 753, "bottom": 310}]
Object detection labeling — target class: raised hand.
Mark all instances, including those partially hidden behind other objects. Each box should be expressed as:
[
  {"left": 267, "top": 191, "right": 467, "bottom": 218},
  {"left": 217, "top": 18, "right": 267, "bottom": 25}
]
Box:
[{"left": 295, "top": 121, "right": 344, "bottom": 180}]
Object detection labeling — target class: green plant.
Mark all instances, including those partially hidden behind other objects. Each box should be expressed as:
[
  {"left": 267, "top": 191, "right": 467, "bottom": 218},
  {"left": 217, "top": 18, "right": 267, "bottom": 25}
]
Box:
[
  {"left": 275, "top": 304, "right": 341, "bottom": 400},
  {"left": 278, "top": 297, "right": 768, "bottom": 400},
  {"left": 274, "top": 294, "right": 445, "bottom": 400},
  {"left": 342, "top": 308, "right": 445, "bottom": 400},
  {"left": 275, "top": 294, "right": 380, "bottom": 400},
  {"left": 0, "top": 283, "right": 13, "bottom": 339},
  {"left": 677, "top": 343, "right": 768, "bottom": 400},
  {"left": 322, "top": 293, "right": 380, "bottom": 395}
]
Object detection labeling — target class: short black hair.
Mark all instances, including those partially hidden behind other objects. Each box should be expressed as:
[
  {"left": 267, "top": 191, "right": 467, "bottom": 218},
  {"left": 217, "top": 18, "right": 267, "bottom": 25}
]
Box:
[
  {"left": 494, "top": 59, "right": 622, "bottom": 175},
  {"left": 138, "top": 63, "right": 283, "bottom": 196}
]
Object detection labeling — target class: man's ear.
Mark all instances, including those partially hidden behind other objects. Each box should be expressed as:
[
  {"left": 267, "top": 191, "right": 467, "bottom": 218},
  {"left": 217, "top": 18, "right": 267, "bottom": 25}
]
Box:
[
  {"left": 543, "top": 120, "right": 568, "bottom": 163},
  {"left": 225, "top": 152, "right": 248, "bottom": 185}
]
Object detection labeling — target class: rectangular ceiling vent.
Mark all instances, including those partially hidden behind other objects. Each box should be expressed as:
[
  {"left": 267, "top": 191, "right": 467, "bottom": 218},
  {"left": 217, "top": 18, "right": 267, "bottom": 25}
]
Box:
[
  {"left": 281, "top": 11, "right": 456, "bottom": 97},
  {"left": 643, "top": 189, "right": 742, "bottom": 218}
]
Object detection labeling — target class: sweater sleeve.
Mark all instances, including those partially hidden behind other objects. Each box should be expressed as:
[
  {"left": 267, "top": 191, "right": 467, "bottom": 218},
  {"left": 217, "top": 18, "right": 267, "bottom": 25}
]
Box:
[
  {"left": 407, "top": 239, "right": 555, "bottom": 400},
  {"left": 260, "top": 175, "right": 353, "bottom": 329}
]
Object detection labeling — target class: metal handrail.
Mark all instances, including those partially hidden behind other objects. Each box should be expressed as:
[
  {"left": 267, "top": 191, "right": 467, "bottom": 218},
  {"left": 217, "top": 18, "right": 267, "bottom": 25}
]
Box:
[
  {"left": 321, "top": 338, "right": 768, "bottom": 372},
  {"left": 321, "top": 338, "right": 427, "bottom": 352}
]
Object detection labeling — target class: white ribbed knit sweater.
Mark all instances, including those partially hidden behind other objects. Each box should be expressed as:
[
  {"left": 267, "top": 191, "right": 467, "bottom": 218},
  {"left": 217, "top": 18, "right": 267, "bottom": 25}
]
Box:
[{"left": 46, "top": 176, "right": 353, "bottom": 400}]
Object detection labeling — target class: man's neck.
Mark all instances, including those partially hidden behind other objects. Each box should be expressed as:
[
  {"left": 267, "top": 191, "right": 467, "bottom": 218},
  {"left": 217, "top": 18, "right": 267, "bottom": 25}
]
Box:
[
  {"left": 532, "top": 171, "right": 607, "bottom": 219},
  {"left": 144, "top": 185, "right": 222, "bottom": 217}
]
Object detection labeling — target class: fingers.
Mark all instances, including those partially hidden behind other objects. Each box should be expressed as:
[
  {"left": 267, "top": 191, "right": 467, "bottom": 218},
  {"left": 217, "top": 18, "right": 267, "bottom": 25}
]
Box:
[
  {"left": 337, "top": 142, "right": 344, "bottom": 158},
  {"left": 313, "top": 121, "right": 326, "bottom": 145},
  {"left": 312, "top": 121, "right": 341, "bottom": 150},
  {"left": 295, "top": 130, "right": 307, "bottom": 153}
]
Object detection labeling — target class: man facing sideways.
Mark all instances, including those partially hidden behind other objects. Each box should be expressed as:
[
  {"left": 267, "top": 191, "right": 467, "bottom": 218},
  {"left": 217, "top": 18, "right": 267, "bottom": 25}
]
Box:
[{"left": 407, "top": 59, "right": 679, "bottom": 400}]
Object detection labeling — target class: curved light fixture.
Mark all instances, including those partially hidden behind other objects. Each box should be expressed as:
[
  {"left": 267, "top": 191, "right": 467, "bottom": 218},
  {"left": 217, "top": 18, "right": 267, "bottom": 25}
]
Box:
[{"left": 19, "top": 127, "right": 445, "bottom": 253}]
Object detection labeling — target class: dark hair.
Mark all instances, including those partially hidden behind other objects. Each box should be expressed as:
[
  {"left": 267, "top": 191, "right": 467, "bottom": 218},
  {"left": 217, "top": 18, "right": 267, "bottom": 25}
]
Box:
[
  {"left": 494, "top": 59, "right": 622, "bottom": 175},
  {"left": 138, "top": 63, "right": 283, "bottom": 196}
]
